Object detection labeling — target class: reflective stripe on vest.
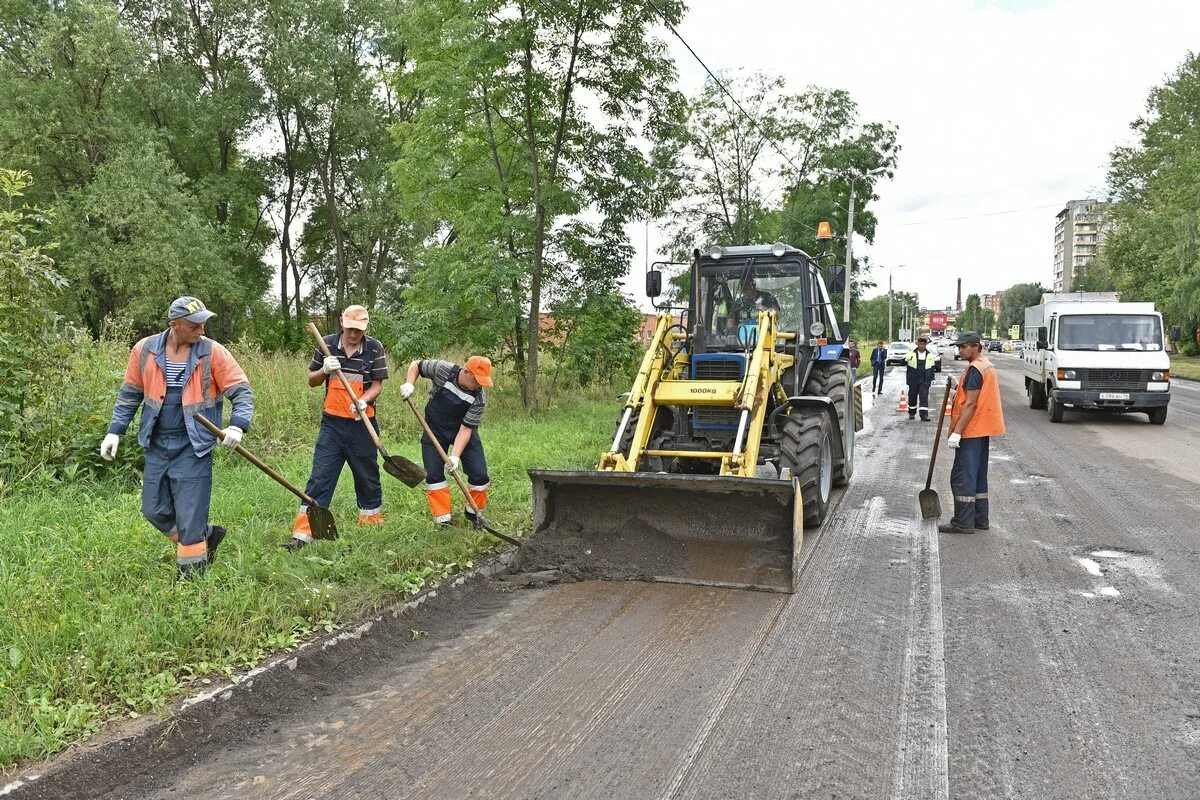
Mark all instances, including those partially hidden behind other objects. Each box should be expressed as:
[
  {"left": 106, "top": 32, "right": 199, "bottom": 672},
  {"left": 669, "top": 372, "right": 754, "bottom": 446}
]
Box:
[{"left": 951, "top": 354, "right": 1006, "bottom": 438}]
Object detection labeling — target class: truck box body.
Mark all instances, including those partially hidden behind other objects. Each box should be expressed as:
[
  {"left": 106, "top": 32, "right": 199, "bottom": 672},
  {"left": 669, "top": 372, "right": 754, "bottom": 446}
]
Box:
[{"left": 1022, "top": 293, "right": 1170, "bottom": 423}]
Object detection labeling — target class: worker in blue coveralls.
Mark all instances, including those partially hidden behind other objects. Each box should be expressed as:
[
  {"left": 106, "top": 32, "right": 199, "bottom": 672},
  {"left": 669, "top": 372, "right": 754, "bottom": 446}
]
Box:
[{"left": 101, "top": 296, "right": 255, "bottom": 578}]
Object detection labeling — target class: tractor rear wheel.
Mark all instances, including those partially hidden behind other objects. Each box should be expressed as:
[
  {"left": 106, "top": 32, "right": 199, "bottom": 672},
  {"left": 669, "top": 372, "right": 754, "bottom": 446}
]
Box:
[
  {"left": 806, "top": 362, "right": 855, "bottom": 486},
  {"left": 779, "top": 410, "right": 833, "bottom": 528}
]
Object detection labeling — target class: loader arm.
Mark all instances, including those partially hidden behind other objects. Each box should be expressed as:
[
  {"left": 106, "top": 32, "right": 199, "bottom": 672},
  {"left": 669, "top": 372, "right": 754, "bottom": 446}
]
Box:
[
  {"left": 722, "top": 310, "right": 776, "bottom": 477},
  {"left": 600, "top": 313, "right": 679, "bottom": 472}
]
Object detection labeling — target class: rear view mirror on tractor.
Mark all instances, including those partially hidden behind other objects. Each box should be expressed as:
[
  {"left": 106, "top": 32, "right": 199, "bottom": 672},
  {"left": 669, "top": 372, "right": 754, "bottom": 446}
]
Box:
[
  {"left": 827, "top": 264, "right": 846, "bottom": 293},
  {"left": 646, "top": 269, "right": 662, "bottom": 298}
]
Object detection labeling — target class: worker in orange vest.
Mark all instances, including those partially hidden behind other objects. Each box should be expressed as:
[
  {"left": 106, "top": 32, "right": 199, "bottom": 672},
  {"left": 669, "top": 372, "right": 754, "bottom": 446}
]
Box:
[
  {"left": 100, "top": 296, "right": 255, "bottom": 577},
  {"left": 939, "top": 331, "right": 1005, "bottom": 534},
  {"left": 287, "top": 305, "right": 389, "bottom": 549}
]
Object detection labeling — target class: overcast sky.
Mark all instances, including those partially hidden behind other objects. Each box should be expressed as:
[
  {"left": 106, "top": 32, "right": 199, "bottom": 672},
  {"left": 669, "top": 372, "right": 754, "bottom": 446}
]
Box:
[{"left": 628, "top": 0, "right": 1200, "bottom": 310}]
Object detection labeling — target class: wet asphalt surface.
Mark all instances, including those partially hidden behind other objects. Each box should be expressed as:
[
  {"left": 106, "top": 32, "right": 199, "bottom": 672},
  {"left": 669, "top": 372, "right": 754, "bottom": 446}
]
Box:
[{"left": 21, "top": 357, "right": 1200, "bottom": 799}]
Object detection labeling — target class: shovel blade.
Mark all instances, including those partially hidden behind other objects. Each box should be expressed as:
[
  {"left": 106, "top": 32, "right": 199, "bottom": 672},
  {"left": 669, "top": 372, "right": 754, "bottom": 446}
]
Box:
[
  {"left": 918, "top": 488, "right": 941, "bottom": 520},
  {"left": 307, "top": 506, "right": 339, "bottom": 540},
  {"left": 382, "top": 455, "right": 426, "bottom": 488}
]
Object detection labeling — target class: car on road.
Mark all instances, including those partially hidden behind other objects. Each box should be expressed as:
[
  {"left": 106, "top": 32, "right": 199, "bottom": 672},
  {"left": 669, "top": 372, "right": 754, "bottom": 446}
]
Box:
[
  {"left": 886, "top": 341, "right": 912, "bottom": 365},
  {"left": 987, "top": 340, "right": 1002, "bottom": 353}
]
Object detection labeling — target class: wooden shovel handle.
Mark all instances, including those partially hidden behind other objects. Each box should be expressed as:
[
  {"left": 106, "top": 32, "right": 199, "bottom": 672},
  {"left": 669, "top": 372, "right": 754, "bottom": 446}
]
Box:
[
  {"left": 925, "top": 376, "right": 954, "bottom": 491},
  {"left": 194, "top": 412, "right": 318, "bottom": 506},
  {"left": 307, "top": 322, "right": 387, "bottom": 452}
]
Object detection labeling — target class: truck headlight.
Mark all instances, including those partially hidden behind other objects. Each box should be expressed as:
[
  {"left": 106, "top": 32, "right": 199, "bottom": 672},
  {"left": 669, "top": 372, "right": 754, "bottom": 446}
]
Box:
[
  {"left": 1056, "top": 369, "right": 1076, "bottom": 380},
  {"left": 809, "top": 322, "right": 825, "bottom": 336},
  {"left": 771, "top": 242, "right": 787, "bottom": 257},
  {"left": 707, "top": 245, "right": 723, "bottom": 260},
  {"left": 1152, "top": 370, "right": 1169, "bottom": 381}
]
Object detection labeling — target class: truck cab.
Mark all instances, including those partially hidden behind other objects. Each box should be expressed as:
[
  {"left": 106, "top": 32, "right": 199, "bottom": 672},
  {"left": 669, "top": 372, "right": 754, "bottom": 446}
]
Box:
[{"left": 1022, "top": 293, "right": 1171, "bottom": 424}]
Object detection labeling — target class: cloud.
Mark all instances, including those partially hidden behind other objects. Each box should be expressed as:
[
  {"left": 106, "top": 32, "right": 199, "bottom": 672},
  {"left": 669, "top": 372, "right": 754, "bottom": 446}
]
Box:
[{"left": 628, "top": 0, "right": 1199, "bottom": 311}]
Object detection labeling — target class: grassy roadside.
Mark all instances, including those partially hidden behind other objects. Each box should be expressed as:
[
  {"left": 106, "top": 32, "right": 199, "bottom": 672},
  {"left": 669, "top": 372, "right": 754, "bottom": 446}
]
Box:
[
  {"left": 1170, "top": 354, "right": 1200, "bottom": 382},
  {"left": 0, "top": 347, "right": 620, "bottom": 768}
]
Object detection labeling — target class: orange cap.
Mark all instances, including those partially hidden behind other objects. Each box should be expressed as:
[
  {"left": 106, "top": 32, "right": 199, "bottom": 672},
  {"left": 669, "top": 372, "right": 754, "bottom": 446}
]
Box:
[
  {"left": 341, "top": 305, "right": 369, "bottom": 330},
  {"left": 466, "top": 355, "right": 493, "bottom": 387}
]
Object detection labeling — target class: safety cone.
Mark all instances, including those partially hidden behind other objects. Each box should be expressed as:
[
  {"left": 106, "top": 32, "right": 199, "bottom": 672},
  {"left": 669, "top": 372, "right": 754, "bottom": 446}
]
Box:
[
  {"left": 897, "top": 390, "right": 908, "bottom": 414},
  {"left": 943, "top": 391, "right": 954, "bottom": 413}
]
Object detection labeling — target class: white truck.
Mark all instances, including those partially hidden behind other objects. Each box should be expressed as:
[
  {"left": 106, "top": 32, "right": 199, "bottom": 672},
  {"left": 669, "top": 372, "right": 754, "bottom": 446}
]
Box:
[{"left": 1023, "top": 292, "right": 1171, "bottom": 424}]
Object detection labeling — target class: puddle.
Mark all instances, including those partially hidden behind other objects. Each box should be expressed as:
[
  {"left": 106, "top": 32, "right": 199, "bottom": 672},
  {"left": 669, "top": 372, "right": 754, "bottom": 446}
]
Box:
[
  {"left": 1099, "top": 586, "right": 1120, "bottom": 598},
  {"left": 1091, "top": 550, "right": 1128, "bottom": 559},
  {"left": 1011, "top": 474, "right": 1053, "bottom": 485},
  {"left": 1076, "top": 557, "right": 1103, "bottom": 577}
]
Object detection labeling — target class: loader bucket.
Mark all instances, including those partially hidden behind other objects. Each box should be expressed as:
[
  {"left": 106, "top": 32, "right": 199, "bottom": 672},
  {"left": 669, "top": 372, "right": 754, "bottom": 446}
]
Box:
[{"left": 521, "top": 470, "right": 803, "bottom": 593}]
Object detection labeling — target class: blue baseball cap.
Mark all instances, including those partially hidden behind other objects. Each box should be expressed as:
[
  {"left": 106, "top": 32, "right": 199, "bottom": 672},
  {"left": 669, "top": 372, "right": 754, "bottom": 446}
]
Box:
[{"left": 168, "top": 296, "right": 215, "bottom": 323}]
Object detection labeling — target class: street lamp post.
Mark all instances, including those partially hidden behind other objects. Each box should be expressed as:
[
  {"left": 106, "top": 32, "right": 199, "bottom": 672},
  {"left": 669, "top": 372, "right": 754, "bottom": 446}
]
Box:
[{"left": 887, "top": 264, "right": 908, "bottom": 343}]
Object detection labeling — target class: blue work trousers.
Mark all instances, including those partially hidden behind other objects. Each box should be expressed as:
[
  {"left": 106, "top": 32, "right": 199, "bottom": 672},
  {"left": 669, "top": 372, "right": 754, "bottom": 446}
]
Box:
[
  {"left": 950, "top": 436, "right": 990, "bottom": 528},
  {"left": 142, "top": 430, "right": 213, "bottom": 556},
  {"left": 303, "top": 415, "right": 383, "bottom": 514},
  {"left": 908, "top": 381, "right": 931, "bottom": 418},
  {"left": 421, "top": 429, "right": 490, "bottom": 487}
]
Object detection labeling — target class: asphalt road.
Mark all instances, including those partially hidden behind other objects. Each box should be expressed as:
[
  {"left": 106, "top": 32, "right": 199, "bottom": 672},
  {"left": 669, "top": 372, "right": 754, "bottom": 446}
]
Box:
[{"left": 28, "top": 356, "right": 1200, "bottom": 800}]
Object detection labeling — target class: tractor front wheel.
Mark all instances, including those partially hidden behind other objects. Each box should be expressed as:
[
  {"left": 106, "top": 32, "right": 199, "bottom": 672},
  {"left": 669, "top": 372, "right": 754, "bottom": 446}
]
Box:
[
  {"left": 806, "top": 363, "right": 855, "bottom": 486},
  {"left": 780, "top": 410, "right": 833, "bottom": 528}
]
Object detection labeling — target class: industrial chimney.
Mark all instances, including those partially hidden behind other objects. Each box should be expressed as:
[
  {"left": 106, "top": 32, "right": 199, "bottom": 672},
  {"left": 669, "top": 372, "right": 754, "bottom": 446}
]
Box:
[{"left": 956, "top": 278, "right": 962, "bottom": 312}]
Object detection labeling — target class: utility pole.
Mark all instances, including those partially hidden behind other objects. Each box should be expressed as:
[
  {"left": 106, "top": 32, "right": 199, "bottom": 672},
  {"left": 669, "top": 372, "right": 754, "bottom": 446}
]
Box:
[{"left": 844, "top": 180, "right": 856, "bottom": 324}]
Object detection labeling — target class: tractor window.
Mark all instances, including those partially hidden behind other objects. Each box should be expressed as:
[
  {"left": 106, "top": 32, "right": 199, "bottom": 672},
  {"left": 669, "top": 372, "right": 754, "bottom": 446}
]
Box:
[{"left": 699, "top": 263, "right": 807, "bottom": 346}]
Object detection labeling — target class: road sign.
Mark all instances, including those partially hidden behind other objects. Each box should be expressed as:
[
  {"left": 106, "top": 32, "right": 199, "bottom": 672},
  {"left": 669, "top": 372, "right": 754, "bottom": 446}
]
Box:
[
  {"left": 899, "top": 328, "right": 911, "bottom": 341},
  {"left": 1008, "top": 324, "right": 1020, "bottom": 338}
]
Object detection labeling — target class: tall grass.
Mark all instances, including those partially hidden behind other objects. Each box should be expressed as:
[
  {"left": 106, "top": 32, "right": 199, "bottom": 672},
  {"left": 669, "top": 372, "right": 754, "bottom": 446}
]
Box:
[{"left": 0, "top": 341, "right": 622, "bottom": 768}]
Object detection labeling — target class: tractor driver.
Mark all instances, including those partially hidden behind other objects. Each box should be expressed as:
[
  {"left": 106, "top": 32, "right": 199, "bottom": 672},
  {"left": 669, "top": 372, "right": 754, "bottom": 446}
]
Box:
[{"left": 733, "top": 273, "right": 780, "bottom": 320}]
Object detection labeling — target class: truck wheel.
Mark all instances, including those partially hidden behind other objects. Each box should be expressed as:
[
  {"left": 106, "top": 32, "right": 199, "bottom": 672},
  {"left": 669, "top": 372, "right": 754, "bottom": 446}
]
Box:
[
  {"left": 1148, "top": 406, "right": 1168, "bottom": 425},
  {"left": 1027, "top": 380, "right": 1047, "bottom": 410},
  {"left": 805, "top": 363, "right": 854, "bottom": 486},
  {"left": 1047, "top": 390, "right": 1064, "bottom": 423},
  {"left": 779, "top": 410, "right": 832, "bottom": 528}
]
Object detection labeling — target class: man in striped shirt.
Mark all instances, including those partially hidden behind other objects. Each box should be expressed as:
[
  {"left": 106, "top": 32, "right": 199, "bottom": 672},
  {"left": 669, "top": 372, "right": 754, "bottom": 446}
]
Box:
[
  {"left": 400, "top": 356, "right": 492, "bottom": 528},
  {"left": 288, "top": 305, "right": 390, "bottom": 549},
  {"left": 100, "top": 296, "right": 254, "bottom": 578}
]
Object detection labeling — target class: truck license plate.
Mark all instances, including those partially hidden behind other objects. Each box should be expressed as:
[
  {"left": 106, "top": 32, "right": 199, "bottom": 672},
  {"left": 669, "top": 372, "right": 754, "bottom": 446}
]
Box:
[{"left": 1099, "top": 392, "right": 1130, "bottom": 400}]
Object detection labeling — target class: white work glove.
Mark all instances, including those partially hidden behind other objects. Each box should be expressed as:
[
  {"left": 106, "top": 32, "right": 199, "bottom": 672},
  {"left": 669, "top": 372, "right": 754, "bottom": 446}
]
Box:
[
  {"left": 349, "top": 398, "right": 368, "bottom": 418},
  {"left": 100, "top": 433, "right": 120, "bottom": 461},
  {"left": 947, "top": 432, "right": 962, "bottom": 450},
  {"left": 220, "top": 426, "right": 244, "bottom": 449},
  {"left": 321, "top": 356, "right": 342, "bottom": 374},
  {"left": 400, "top": 382, "right": 415, "bottom": 400},
  {"left": 447, "top": 454, "right": 461, "bottom": 474}
]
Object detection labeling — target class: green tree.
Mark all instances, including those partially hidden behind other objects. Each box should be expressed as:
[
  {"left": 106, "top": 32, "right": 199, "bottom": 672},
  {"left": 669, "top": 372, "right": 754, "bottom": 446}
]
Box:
[
  {"left": 958, "top": 293, "right": 981, "bottom": 332},
  {"left": 1104, "top": 52, "right": 1200, "bottom": 338},
  {"left": 998, "top": 282, "right": 1046, "bottom": 334},
  {"left": 393, "top": 0, "right": 685, "bottom": 407},
  {"left": 0, "top": 170, "right": 64, "bottom": 450}
]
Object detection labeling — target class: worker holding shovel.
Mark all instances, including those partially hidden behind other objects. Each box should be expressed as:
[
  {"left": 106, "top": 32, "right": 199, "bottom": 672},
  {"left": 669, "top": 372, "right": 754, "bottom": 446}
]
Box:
[
  {"left": 401, "top": 356, "right": 493, "bottom": 529},
  {"left": 100, "top": 296, "right": 255, "bottom": 578},
  {"left": 288, "top": 305, "right": 390, "bottom": 550}
]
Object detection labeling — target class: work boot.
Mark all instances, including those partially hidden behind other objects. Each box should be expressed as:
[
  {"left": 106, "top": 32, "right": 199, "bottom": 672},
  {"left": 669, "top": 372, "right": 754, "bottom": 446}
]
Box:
[
  {"left": 921, "top": 415, "right": 930, "bottom": 422},
  {"left": 283, "top": 537, "right": 309, "bottom": 551},
  {"left": 938, "top": 522, "right": 977, "bottom": 534},
  {"left": 909, "top": 412, "right": 916, "bottom": 420},
  {"left": 464, "top": 508, "right": 486, "bottom": 530},
  {"left": 207, "top": 525, "right": 227, "bottom": 564},
  {"left": 975, "top": 521, "right": 990, "bottom": 530},
  {"left": 176, "top": 561, "right": 207, "bottom": 580},
  {"left": 437, "top": 520, "right": 453, "bottom": 531}
]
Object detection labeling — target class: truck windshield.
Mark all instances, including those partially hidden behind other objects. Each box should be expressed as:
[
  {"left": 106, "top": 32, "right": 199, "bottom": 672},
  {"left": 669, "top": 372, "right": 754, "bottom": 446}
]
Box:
[{"left": 1057, "top": 314, "right": 1163, "bottom": 351}]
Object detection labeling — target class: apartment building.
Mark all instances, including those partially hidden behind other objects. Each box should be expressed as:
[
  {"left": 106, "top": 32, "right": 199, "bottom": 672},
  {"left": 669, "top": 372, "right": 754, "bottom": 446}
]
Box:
[
  {"left": 1053, "top": 199, "right": 1110, "bottom": 292},
  {"left": 980, "top": 291, "right": 1003, "bottom": 316}
]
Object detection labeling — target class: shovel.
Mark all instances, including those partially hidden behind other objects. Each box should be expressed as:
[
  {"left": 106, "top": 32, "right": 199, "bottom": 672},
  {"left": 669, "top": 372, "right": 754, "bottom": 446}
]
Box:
[
  {"left": 195, "top": 413, "right": 338, "bottom": 540},
  {"left": 404, "top": 397, "right": 520, "bottom": 547},
  {"left": 307, "top": 323, "right": 426, "bottom": 488},
  {"left": 919, "top": 376, "right": 955, "bottom": 520}
]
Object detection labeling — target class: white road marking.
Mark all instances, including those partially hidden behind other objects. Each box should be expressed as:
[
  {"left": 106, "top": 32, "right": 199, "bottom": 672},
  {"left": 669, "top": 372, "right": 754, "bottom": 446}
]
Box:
[
  {"left": 1099, "top": 587, "right": 1121, "bottom": 598},
  {"left": 1092, "top": 550, "right": 1128, "bottom": 558},
  {"left": 1076, "top": 558, "right": 1104, "bottom": 577}
]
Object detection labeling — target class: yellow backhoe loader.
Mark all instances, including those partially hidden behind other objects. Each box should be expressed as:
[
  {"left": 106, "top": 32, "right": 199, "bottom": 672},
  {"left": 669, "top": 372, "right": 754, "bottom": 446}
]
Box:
[{"left": 522, "top": 242, "right": 863, "bottom": 592}]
